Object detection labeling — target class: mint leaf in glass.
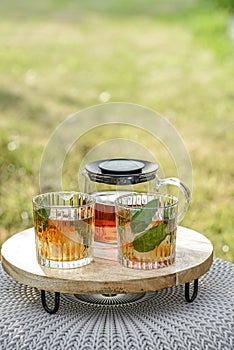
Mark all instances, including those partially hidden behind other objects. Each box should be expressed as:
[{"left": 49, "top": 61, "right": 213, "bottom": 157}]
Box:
[
  {"left": 130, "top": 198, "right": 158, "bottom": 233},
  {"left": 37, "top": 197, "right": 50, "bottom": 230},
  {"left": 132, "top": 222, "right": 168, "bottom": 253}
]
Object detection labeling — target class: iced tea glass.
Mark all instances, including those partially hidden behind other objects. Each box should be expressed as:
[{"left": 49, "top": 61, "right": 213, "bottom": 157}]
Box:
[
  {"left": 115, "top": 193, "right": 178, "bottom": 270},
  {"left": 33, "top": 192, "right": 95, "bottom": 268}
]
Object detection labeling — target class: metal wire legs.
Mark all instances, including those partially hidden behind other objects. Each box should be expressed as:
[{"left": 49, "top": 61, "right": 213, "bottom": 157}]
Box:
[
  {"left": 40, "top": 279, "right": 199, "bottom": 314},
  {"left": 185, "top": 279, "right": 199, "bottom": 303},
  {"left": 41, "top": 291, "right": 60, "bottom": 314}
]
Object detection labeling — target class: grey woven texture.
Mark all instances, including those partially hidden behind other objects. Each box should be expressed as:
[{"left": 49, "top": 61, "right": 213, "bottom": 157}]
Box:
[{"left": 0, "top": 258, "right": 233, "bottom": 350}]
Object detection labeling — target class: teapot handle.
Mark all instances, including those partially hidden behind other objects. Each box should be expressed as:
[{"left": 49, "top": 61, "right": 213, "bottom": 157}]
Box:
[{"left": 156, "top": 175, "right": 191, "bottom": 223}]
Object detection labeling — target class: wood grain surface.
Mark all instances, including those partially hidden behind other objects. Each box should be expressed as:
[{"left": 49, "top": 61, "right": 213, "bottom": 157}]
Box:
[{"left": 1, "top": 227, "right": 213, "bottom": 294}]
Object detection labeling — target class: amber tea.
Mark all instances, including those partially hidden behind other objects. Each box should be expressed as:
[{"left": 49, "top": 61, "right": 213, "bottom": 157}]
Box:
[
  {"left": 92, "top": 192, "right": 129, "bottom": 244},
  {"left": 34, "top": 214, "right": 93, "bottom": 265},
  {"left": 95, "top": 201, "right": 116, "bottom": 243}
]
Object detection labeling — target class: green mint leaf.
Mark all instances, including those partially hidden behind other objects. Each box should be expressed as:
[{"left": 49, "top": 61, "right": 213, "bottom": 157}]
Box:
[
  {"left": 130, "top": 198, "right": 158, "bottom": 233},
  {"left": 37, "top": 197, "right": 51, "bottom": 230},
  {"left": 132, "top": 222, "right": 168, "bottom": 253},
  {"left": 40, "top": 197, "right": 51, "bottom": 218}
]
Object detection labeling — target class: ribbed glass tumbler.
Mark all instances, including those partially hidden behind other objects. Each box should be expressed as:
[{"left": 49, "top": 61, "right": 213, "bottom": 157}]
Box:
[
  {"left": 115, "top": 193, "right": 178, "bottom": 270},
  {"left": 33, "top": 192, "right": 95, "bottom": 268}
]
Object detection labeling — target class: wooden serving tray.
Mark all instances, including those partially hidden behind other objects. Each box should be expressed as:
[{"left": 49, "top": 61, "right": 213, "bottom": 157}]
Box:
[{"left": 1, "top": 227, "right": 213, "bottom": 295}]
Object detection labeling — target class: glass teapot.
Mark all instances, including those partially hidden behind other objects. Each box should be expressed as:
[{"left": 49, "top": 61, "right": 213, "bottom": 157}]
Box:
[{"left": 81, "top": 158, "right": 190, "bottom": 244}]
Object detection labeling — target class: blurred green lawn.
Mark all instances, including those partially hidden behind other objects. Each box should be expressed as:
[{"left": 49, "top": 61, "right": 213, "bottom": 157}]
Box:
[{"left": 0, "top": 0, "right": 233, "bottom": 262}]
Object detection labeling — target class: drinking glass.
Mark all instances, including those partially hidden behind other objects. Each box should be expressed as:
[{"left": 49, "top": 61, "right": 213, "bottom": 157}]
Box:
[
  {"left": 33, "top": 192, "right": 95, "bottom": 268},
  {"left": 115, "top": 193, "right": 178, "bottom": 270}
]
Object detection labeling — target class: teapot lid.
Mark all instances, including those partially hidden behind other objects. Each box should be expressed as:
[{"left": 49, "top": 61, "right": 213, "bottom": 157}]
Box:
[{"left": 84, "top": 158, "right": 158, "bottom": 185}]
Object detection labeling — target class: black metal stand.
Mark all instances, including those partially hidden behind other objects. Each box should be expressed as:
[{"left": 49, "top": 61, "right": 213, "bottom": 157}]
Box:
[
  {"left": 185, "top": 279, "right": 198, "bottom": 302},
  {"left": 40, "top": 280, "right": 199, "bottom": 313},
  {"left": 41, "top": 290, "right": 60, "bottom": 314}
]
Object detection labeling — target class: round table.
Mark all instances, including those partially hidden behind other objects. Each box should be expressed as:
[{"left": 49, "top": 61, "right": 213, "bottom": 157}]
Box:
[
  {"left": 1, "top": 227, "right": 213, "bottom": 293},
  {"left": 1, "top": 226, "right": 213, "bottom": 314}
]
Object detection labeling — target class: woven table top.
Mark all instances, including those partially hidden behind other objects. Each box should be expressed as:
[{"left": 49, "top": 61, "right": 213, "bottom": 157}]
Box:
[{"left": 0, "top": 258, "right": 233, "bottom": 350}]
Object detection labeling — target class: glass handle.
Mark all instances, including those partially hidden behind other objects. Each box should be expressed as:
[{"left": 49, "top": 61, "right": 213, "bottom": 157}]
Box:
[{"left": 156, "top": 176, "right": 191, "bottom": 222}]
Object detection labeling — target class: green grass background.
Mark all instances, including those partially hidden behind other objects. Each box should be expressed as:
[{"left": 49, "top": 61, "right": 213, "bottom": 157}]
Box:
[{"left": 0, "top": 0, "right": 233, "bottom": 262}]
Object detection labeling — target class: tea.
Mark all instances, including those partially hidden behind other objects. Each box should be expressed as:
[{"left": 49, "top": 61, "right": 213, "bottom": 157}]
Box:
[
  {"left": 117, "top": 217, "right": 176, "bottom": 269},
  {"left": 92, "top": 192, "right": 128, "bottom": 244},
  {"left": 94, "top": 202, "right": 116, "bottom": 243},
  {"left": 34, "top": 210, "right": 94, "bottom": 268}
]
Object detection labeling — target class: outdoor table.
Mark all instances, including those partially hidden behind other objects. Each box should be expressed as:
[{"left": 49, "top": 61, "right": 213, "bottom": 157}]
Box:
[{"left": 0, "top": 228, "right": 233, "bottom": 349}]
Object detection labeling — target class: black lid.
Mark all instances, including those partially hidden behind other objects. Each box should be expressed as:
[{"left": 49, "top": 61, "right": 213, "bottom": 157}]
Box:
[{"left": 85, "top": 158, "right": 158, "bottom": 185}]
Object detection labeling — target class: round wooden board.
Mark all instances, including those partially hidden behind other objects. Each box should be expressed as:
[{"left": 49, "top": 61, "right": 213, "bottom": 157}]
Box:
[{"left": 1, "top": 227, "right": 213, "bottom": 294}]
